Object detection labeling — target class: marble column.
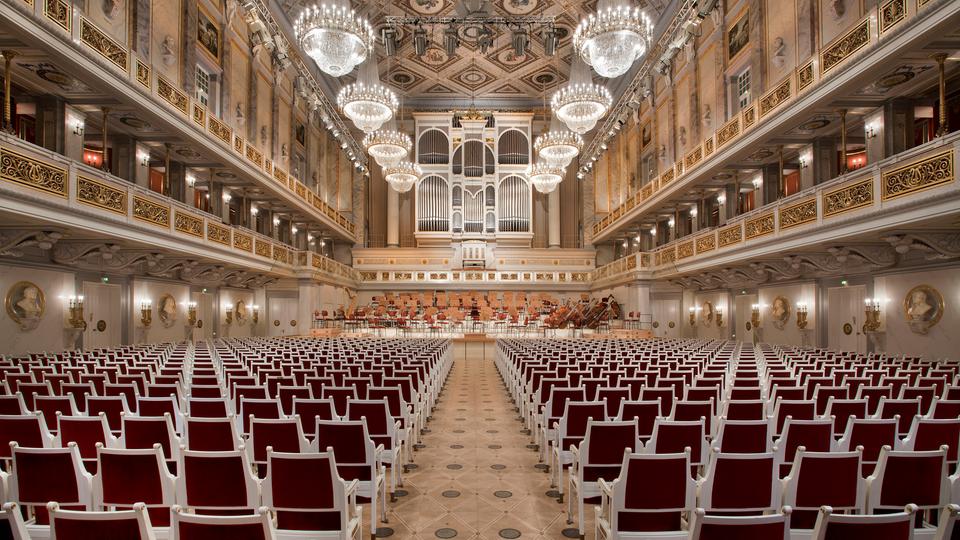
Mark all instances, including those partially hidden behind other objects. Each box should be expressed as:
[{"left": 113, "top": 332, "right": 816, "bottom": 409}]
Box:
[
  {"left": 386, "top": 185, "right": 399, "bottom": 247},
  {"left": 548, "top": 189, "right": 560, "bottom": 248}
]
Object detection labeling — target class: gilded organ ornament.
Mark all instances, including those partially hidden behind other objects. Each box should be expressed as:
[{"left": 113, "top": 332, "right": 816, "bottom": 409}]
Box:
[{"left": 903, "top": 285, "right": 943, "bottom": 335}]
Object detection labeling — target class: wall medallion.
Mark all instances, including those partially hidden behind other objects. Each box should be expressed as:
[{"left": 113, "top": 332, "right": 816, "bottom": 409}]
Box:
[
  {"left": 843, "top": 323, "right": 853, "bottom": 335},
  {"left": 770, "top": 296, "right": 791, "bottom": 330},
  {"left": 903, "top": 285, "right": 944, "bottom": 335},
  {"left": 667, "top": 321, "right": 675, "bottom": 329},
  {"left": 5, "top": 281, "right": 45, "bottom": 331},
  {"left": 274, "top": 320, "right": 280, "bottom": 327},
  {"left": 96, "top": 320, "right": 107, "bottom": 332},
  {"left": 157, "top": 294, "right": 177, "bottom": 328}
]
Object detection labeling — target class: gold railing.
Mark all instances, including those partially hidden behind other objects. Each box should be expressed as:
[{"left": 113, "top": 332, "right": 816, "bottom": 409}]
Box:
[
  {"left": 6, "top": 1, "right": 356, "bottom": 240},
  {"left": 0, "top": 134, "right": 359, "bottom": 284},
  {"left": 591, "top": 132, "right": 958, "bottom": 284},
  {"left": 591, "top": 0, "right": 928, "bottom": 239}
]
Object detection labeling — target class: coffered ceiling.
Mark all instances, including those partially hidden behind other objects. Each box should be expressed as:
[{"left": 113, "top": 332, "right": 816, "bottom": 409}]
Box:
[{"left": 279, "top": 0, "right": 661, "bottom": 109}]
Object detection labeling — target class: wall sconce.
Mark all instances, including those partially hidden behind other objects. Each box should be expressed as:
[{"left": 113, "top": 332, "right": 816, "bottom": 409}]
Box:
[
  {"left": 716, "top": 307, "right": 724, "bottom": 328},
  {"left": 224, "top": 304, "right": 233, "bottom": 325},
  {"left": 864, "top": 298, "right": 881, "bottom": 331},
  {"left": 252, "top": 305, "right": 260, "bottom": 324},
  {"left": 140, "top": 300, "right": 152, "bottom": 328},
  {"left": 137, "top": 150, "right": 150, "bottom": 167},
  {"left": 752, "top": 177, "right": 763, "bottom": 190},
  {"left": 186, "top": 174, "right": 196, "bottom": 188},
  {"left": 67, "top": 296, "right": 87, "bottom": 330},
  {"left": 716, "top": 193, "right": 726, "bottom": 205},
  {"left": 291, "top": 225, "right": 299, "bottom": 235},
  {"left": 222, "top": 192, "right": 232, "bottom": 203},
  {"left": 799, "top": 156, "right": 809, "bottom": 169},
  {"left": 250, "top": 206, "right": 259, "bottom": 216},
  {"left": 865, "top": 123, "right": 878, "bottom": 139},
  {"left": 187, "top": 301, "right": 198, "bottom": 327},
  {"left": 689, "top": 206, "right": 698, "bottom": 218},
  {"left": 688, "top": 307, "right": 697, "bottom": 326},
  {"left": 273, "top": 216, "right": 281, "bottom": 226},
  {"left": 72, "top": 120, "right": 84, "bottom": 136},
  {"left": 750, "top": 304, "right": 761, "bottom": 328},
  {"left": 796, "top": 302, "right": 809, "bottom": 329},
  {"left": 667, "top": 218, "right": 675, "bottom": 228}
]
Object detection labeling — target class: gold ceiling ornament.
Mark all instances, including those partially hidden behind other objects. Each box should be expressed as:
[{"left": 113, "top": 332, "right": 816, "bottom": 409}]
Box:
[{"left": 903, "top": 284, "right": 944, "bottom": 335}]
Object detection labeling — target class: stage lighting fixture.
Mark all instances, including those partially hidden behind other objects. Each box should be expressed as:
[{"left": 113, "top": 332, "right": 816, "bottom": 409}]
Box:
[
  {"left": 381, "top": 27, "right": 398, "bottom": 56},
  {"left": 414, "top": 26, "right": 428, "bottom": 56},
  {"left": 444, "top": 25, "right": 459, "bottom": 56},
  {"left": 512, "top": 26, "right": 528, "bottom": 57},
  {"left": 543, "top": 27, "right": 558, "bottom": 56}
]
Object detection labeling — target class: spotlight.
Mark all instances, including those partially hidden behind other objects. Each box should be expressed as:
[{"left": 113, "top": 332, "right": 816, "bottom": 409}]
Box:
[
  {"left": 444, "top": 25, "right": 459, "bottom": 56},
  {"left": 478, "top": 26, "right": 494, "bottom": 53},
  {"left": 382, "top": 27, "right": 398, "bottom": 56},
  {"left": 543, "top": 27, "right": 558, "bottom": 56},
  {"left": 414, "top": 26, "right": 428, "bottom": 57},
  {"left": 511, "top": 26, "right": 528, "bottom": 57}
]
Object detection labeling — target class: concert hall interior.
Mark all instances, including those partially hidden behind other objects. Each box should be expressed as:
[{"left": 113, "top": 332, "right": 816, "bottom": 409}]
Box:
[{"left": 0, "top": 0, "right": 960, "bottom": 538}]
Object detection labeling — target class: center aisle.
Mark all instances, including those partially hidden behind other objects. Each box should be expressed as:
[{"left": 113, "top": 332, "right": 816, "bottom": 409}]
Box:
[{"left": 379, "top": 347, "right": 584, "bottom": 540}]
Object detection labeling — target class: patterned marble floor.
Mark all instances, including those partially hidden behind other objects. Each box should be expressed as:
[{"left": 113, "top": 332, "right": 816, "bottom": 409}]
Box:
[{"left": 367, "top": 349, "right": 593, "bottom": 540}]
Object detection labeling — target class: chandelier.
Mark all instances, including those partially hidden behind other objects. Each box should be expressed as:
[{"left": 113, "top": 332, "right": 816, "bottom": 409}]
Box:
[
  {"left": 534, "top": 130, "right": 583, "bottom": 168},
  {"left": 296, "top": 4, "right": 374, "bottom": 77},
  {"left": 551, "top": 83, "right": 612, "bottom": 134},
  {"left": 337, "top": 82, "right": 398, "bottom": 133},
  {"left": 384, "top": 161, "right": 422, "bottom": 193},
  {"left": 363, "top": 130, "right": 412, "bottom": 167},
  {"left": 574, "top": 5, "right": 653, "bottom": 78},
  {"left": 527, "top": 162, "right": 565, "bottom": 194}
]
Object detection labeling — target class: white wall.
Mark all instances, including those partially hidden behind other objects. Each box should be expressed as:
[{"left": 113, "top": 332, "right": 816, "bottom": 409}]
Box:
[
  {"left": 220, "top": 288, "right": 256, "bottom": 339},
  {"left": 130, "top": 279, "right": 192, "bottom": 345},
  {"left": 0, "top": 265, "right": 77, "bottom": 355},
  {"left": 651, "top": 296, "right": 682, "bottom": 339},
  {"left": 874, "top": 266, "right": 960, "bottom": 360},
  {"left": 756, "top": 282, "right": 818, "bottom": 347},
  {"left": 692, "top": 290, "right": 732, "bottom": 341}
]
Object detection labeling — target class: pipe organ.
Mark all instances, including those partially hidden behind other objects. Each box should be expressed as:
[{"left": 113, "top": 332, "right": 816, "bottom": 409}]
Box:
[{"left": 414, "top": 111, "right": 534, "bottom": 249}]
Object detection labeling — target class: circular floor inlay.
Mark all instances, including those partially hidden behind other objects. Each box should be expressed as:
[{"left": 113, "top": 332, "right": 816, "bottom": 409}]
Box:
[
  {"left": 447, "top": 464, "right": 463, "bottom": 470},
  {"left": 491, "top": 464, "right": 507, "bottom": 470},
  {"left": 526, "top": 444, "right": 538, "bottom": 450},
  {"left": 376, "top": 528, "right": 395, "bottom": 537},
  {"left": 435, "top": 528, "right": 458, "bottom": 539},
  {"left": 561, "top": 528, "right": 580, "bottom": 538},
  {"left": 494, "top": 490, "right": 513, "bottom": 498},
  {"left": 441, "top": 490, "right": 461, "bottom": 498},
  {"left": 450, "top": 444, "right": 464, "bottom": 449},
  {"left": 394, "top": 489, "right": 409, "bottom": 497},
  {"left": 486, "top": 430, "right": 499, "bottom": 434},
  {"left": 534, "top": 464, "right": 549, "bottom": 470},
  {"left": 488, "top": 444, "right": 502, "bottom": 449},
  {"left": 499, "top": 529, "right": 521, "bottom": 539}
]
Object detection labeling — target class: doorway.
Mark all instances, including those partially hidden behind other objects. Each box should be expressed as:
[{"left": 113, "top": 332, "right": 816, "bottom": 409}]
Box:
[{"left": 827, "top": 285, "right": 867, "bottom": 353}]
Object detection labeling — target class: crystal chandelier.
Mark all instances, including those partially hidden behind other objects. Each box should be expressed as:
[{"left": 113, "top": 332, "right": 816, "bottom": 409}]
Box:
[
  {"left": 296, "top": 4, "right": 373, "bottom": 77},
  {"left": 337, "top": 82, "right": 398, "bottom": 133},
  {"left": 527, "top": 162, "right": 565, "bottom": 194},
  {"left": 574, "top": 5, "right": 653, "bottom": 78},
  {"left": 534, "top": 130, "right": 583, "bottom": 168},
  {"left": 551, "top": 83, "right": 612, "bottom": 134},
  {"left": 384, "top": 160, "right": 422, "bottom": 193},
  {"left": 363, "top": 130, "right": 412, "bottom": 167}
]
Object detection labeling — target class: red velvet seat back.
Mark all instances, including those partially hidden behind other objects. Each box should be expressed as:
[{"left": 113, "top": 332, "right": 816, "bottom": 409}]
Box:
[
  {"left": 697, "top": 521, "right": 785, "bottom": 540},
  {"left": 14, "top": 451, "right": 81, "bottom": 505},
  {"left": 709, "top": 456, "right": 774, "bottom": 510},
  {"left": 794, "top": 454, "right": 860, "bottom": 508},
  {"left": 52, "top": 515, "right": 143, "bottom": 540},
  {"left": 186, "top": 419, "right": 235, "bottom": 451},
  {"left": 183, "top": 454, "right": 251, "bottom": 509},
  {"left": 0, "top": 417, "right": 44, "bottom": 458},
  {"left": 820, "top": 520, "right": 911, "bottom": 540},
  {"left": 251, "top": 422, "right": 303, "bottom": 462},
  {"left": 878, "top": 453, "right": 945, "bottom": 507},
  {"left": 176, "top": 522, "right": 267, "bottom": 540}
]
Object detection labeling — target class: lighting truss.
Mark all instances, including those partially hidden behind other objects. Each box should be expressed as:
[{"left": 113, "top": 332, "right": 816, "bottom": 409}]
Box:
[{"left": 384, "top": 15, "right": 555, "bottom": 26}]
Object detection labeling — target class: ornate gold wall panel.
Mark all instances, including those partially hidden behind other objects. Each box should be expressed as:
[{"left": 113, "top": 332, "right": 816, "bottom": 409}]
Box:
[
  {"left": 174, "top": 211, "right": 204, "bottom": 237},
  {"left": 157, "top": 76, "right": 189, "bottom": 114},
  {"left": 0, "top": 147, "right": 67, "bottom": 197},
  {"left": 208, "top": 117, "right": 232, "bottom": 144},
  {"left": 207, "top": 222, "right": 231, "bottom": 245},
  {"left": 745, "top": 212, "right": 775, "bottom": 239},
  {"left": 742, "top": 105, "right": 757, "bottom": 130},
  {"left": 660, "top": 168, "right": 674, "bottom": 185},
  {"left": 821, "top": 19, "right": 870, "bottom": 75},
  {"left": 132, "top": 196, "right": 170, "bottom": 227},
  {"left": 797, "top": 61, "right": 815, "bottom": 91},
  {"left": 77, "top": 176, "right": 125, "bottom": 214},
  {"left": 246, "top": 144, "right": 263, "bottom": 168},
  {"left": 696, "top": 234, "right": 716, "bottom": 254},
  {"left": 881, "top": 150, "right": 954, "bottom": 200},
  {"left": 823, "top": 179, "right": 874, "bottom": 216},
  {"left": 255, "top": 240, "right": 272, "bottom": 258},
  {"left": 233, "top": 232, "right": 253, "bottom": 252},
  {"left": 192, "top": 104, "right": 205, "bottom": 127},
  {"left": 677, "top": 241, "right": 694, "bottom": 259},
  {"left": 685, "top": 146, "right": 703, "bottom": 169},
  {"left": 718, "top": 224, "right": 743, "bottom": 247},
  {"left": 779, "top": 198, "right": 818, "bottom": 230},
  {"left": 136, "top": 60, "right": 150, "bottom": 89},
  {"left": 717, "top": 118, "right": 740, "bottom": 146},
  {"left": 79, "top": 17, "right": 127, "bottom": 71},
  {"left": 880, "top": 0, "right": 906, "bottom": 33},
  {"left": 44, "top": 0, "right": 70, "bottom": 31},
  {"left": 760, "top": 78, "right": 791, "bottom": 117}
]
